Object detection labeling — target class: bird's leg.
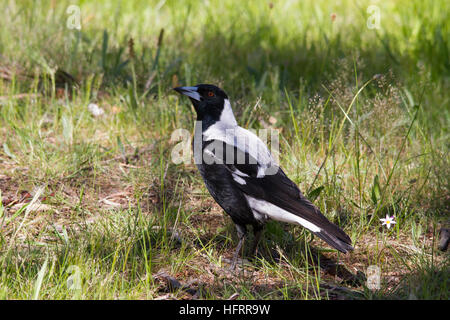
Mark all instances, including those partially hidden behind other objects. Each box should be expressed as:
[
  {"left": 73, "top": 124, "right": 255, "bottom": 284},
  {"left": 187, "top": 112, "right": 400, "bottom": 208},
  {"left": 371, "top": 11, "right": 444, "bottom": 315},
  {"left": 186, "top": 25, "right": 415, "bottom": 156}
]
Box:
[
  {"left": 250, "top": 227, "right": 263, "bottom": 258},
  {"left": 230, "top": 225, "right": 246, "bottom": 270}
]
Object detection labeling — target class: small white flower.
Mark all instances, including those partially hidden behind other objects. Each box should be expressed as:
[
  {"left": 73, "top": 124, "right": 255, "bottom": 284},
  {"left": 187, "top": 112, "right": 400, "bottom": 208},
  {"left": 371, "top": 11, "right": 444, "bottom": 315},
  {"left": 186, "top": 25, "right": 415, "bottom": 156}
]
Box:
[
  {"left": 380, "top": 214, "right": 396, "bottom": 229},
  {"left": 87, "top": 103, "right": 105, "bottom": 117}
]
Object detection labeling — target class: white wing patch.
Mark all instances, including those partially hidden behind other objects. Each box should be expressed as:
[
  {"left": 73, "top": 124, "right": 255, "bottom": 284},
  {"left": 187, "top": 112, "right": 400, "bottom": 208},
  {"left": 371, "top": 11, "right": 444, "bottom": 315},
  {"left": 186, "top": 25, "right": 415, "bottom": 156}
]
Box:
[
  {"left": 233, "top": 168, "right": 249, "bottom": 177},
  {"left": 245, "top": 195, "right": 322, "bottom": 232},
  {"left": 201, "top": 98, "right": 278, "bottom": 177},
  {"left": 203, "top": 124, "right": 275, "bottom": 169},
  {"left": 232, "top": 173, "right": 246, "bottom": 185}
]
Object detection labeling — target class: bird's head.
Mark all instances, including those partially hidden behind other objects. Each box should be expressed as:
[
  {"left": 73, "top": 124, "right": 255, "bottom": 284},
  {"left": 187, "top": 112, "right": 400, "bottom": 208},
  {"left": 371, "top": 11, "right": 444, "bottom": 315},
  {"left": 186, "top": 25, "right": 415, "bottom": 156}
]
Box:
[{"left": 174, "top": 84, "right": 236, "bottom": 127}]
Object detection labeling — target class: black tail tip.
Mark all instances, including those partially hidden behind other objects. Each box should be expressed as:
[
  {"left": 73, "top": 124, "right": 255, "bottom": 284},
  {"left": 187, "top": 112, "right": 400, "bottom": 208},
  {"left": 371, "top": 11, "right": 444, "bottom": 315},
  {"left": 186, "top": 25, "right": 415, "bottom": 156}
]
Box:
[
  {"left": 315, "top": 230, "right": 354, "bottom": 253},
  {"left": 337, "top": 243, "right": 354, "bottom": 254}
]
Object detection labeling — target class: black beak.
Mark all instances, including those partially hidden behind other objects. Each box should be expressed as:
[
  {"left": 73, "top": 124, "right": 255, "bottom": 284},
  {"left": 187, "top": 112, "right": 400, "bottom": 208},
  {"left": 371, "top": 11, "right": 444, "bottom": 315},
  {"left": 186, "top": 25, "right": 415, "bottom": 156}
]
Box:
[{"left": 173, "top": 86, "right": 201, "bottom": 101}]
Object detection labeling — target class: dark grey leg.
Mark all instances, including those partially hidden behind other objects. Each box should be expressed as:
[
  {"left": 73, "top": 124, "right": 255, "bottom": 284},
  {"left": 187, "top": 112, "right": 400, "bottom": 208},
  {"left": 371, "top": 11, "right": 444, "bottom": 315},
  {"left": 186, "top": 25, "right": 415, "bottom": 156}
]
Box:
[
  {"left": 250, "top": 227, "right": 263, "bottom": 257},
  {"left": 230, "top": 225, "right": 246, "bottom": 270}
]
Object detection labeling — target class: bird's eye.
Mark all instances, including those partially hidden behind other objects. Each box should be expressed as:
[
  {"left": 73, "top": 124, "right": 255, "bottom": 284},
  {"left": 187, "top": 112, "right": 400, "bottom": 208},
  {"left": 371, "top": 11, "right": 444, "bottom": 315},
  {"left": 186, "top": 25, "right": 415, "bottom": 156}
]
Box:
[{"left": 207, "top": 91, "right": 214, "bottom": 97}]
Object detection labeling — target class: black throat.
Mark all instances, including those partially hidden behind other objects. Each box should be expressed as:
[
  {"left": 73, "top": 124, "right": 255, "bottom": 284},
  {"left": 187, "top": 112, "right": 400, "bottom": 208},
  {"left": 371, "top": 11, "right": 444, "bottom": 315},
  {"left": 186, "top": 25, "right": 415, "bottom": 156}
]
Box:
[
  {"left": 196, "top": 113, "right": 220, "bottom": 131},
  {"left": 192, "top": 99, "right": 224, "bottom": 131}
]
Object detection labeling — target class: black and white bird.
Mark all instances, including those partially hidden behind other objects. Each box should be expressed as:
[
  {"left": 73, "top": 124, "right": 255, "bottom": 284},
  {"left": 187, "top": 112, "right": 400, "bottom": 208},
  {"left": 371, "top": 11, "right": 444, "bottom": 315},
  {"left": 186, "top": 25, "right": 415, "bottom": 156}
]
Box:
[{"left": 174, "top": 84, "right": 353, "bottom": 268}]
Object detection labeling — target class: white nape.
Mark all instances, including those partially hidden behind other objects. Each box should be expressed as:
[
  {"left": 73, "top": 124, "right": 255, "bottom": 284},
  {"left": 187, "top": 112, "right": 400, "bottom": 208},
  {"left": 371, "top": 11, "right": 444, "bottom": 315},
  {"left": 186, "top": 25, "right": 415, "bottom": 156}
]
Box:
[{"left": 219, "top": 99, "right": 238, "bottom": 127}]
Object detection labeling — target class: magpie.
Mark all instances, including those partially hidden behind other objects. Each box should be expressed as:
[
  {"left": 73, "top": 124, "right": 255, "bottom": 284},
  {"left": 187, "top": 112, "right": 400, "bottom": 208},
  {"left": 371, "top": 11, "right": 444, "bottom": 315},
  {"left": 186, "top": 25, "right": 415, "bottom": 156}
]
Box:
[{"left": 174, "top": 84, "right": 353, "bottom": 268}]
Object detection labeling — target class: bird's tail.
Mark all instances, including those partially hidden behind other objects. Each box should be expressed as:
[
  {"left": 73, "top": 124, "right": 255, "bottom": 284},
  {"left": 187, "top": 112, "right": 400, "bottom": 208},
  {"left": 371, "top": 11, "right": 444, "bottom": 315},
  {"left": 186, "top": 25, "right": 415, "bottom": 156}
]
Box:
[{"left": 313, "top": 222, "right": 354, "bottom": 253}]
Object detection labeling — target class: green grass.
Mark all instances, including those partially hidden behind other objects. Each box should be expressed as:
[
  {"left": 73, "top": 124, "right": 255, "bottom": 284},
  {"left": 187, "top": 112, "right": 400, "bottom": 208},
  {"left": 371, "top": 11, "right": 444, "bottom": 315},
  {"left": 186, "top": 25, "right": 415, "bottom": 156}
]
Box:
[{"left": 0, "top": 0, "right": 448, "bottom": 300}]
